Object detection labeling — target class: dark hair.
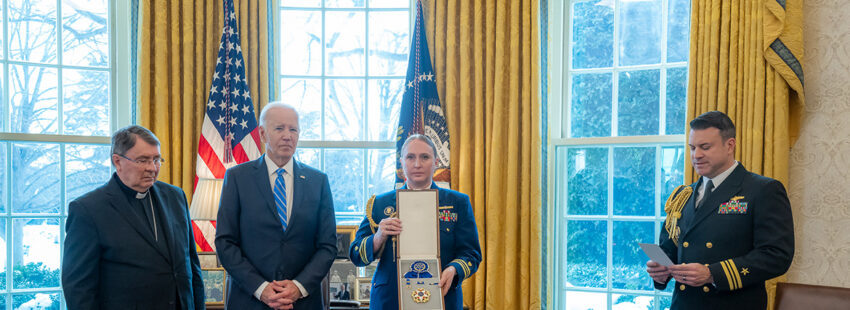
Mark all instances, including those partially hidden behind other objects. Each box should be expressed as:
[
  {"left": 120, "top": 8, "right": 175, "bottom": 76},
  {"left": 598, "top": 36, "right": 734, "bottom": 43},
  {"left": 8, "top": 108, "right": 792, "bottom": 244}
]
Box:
[
  {"left": 111, "top": 125, "right": 160, "bottom": 157},
  {"left": 401, "top": 134, "right": 437, "bottom": 157},
  {"left": 689, "top": 111, "right": 736, "bottom": 141}
]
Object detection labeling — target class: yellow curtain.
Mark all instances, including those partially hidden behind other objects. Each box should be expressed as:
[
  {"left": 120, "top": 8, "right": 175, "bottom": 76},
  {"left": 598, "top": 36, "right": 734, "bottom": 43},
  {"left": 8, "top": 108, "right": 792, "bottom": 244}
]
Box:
[
  {"left": 685, "top": 0, "right": 804, "bottom": 307},
  {"left": 138, "top": 0, "right": 274, "bottom": 202},
  {"left": 423, "top": 0, "right": 541, "bottom": 309}
]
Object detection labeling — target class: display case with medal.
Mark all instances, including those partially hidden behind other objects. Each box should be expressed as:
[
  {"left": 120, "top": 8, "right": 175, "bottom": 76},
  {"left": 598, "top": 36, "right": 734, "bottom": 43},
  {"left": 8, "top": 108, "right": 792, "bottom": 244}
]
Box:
[{"left": 395, "top": 189, "right": 444, "bottom": 310}]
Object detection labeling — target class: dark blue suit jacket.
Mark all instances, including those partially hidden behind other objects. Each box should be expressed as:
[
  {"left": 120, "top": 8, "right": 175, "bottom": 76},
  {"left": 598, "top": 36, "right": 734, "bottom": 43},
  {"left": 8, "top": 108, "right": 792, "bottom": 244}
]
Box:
[
  {"left": 656, "top": 164, "right": 794, "bottom": 310},
  {"left": 215, "top": 156, "right": 337, "bottom": 309},
  {"left": 62, "top": 174, "right": 204, "bottom": 310},
  {"left": 349, "top": 183, "right": 482, "bottom": 310}
]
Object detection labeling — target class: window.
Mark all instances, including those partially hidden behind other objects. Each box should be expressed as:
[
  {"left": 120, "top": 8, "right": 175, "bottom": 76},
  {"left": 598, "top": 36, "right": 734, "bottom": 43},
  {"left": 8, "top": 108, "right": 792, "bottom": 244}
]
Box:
[
  {"left": 279, "top": 0, "right": 412, "bottom": 224},
  {"left": 548, "top": 0, "right": 691, "bottom": 309},
  {"left": 0, "top": 0, "right": 130, "bottom": 308}
]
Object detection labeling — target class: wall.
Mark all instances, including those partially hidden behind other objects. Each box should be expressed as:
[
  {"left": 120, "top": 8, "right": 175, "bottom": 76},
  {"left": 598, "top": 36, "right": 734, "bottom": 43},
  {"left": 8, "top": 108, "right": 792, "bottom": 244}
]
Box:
[{"left": 786, "top": 0, "right": 850, "bottom": 286}]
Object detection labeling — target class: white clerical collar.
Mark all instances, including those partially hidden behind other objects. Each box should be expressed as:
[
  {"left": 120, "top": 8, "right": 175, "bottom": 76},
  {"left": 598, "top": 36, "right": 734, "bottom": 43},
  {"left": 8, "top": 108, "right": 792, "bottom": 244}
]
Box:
[
  {"left": 135, "top": 191, "right": 148, "bottom": 199},
  {"left": 702, "top": 160, "right": 738, "bottom": 190}
]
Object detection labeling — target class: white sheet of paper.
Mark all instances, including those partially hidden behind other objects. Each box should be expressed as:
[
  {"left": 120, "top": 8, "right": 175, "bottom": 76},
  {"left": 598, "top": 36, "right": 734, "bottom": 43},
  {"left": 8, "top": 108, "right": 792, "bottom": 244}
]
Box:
[{"left": 639, "top": 243, "right": 674, "bottom": 266}]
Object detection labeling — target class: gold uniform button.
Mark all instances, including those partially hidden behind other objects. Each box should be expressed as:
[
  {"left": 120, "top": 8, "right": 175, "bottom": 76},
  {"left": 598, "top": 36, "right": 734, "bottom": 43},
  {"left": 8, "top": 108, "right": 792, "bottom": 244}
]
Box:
[
  {"left": 703, "top": 286, "right": 710, "bottom": 292},
  {"left": 355, "top": 246, "right": 359, "bottom": 251},
  {"left": 683, "top": 242, "right": 689, "bottom": 248},
  {"left": 680, "top": 284, "right": 686, "bottom": 291},
  {"left": 706, "top": 242, "right": 713, "bottom": 248},
  {"left": 447, "top": 228, "right": 451, "bottom": 232}
]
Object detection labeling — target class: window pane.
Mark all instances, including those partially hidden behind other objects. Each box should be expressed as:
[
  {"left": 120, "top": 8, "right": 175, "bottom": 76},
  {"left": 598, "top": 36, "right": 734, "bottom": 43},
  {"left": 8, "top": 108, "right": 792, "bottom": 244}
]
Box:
[
  {"left": 281, "top": 10, "right": 321, "bottom": 76},
  {"left": 370, "top": 0, "right": 409, "bottom": 8},
  {"left": 325, "top": 79, "right": 364, "bottom": 140},
  {"left": 665, "top": 67, "right": 687, "bottom": 135},
  {"left": 565, "top": 290, "right": 606, "bottom": 309},
  {"left": 565, "top": 220, "right": 606, "bottom": 288},
  {"left": 571, "top": 1, "right": 613, "bottom": 69},
  {"left": 9, "top": 0, "right": 57, "bottom": 63},
  {"left": 13, "top": 292, "right": 59, "bottom": 309},
  {"left": 281, "top": 78, "right": 321, "bottom": 140},
  {"left": 13, "top": 218, "right": 60, "bottom": 289},
  {"left": 12, "top": 143, "right": 60, "bottom": 214},
  {"left": 63, "top": 69, "right": 110, "bottom": 136},
  {"left": 612, "top": 294, "right": 654, "bottom": 309},
  {"left": 618, "top": 69, "right": 659, "bottom": 136},
  {"left": 564, "top": 147, "right": 608, "bottom": 216},
  {"left": 325, "top": 149, "right": 364, "bottom": 221},
  {"left": 65, "top": 144, "right": 110, "bottom": 206},
  {"left": 282, "top": 0, "right": 320, "bottom": 8},
  {"left": 367, "top": 79, "right": 402, "bottom": 141},
  {"left": 0, "top": 220, "right": 5, "bottom": 291},
  {"left": 667, "top": 0, "right": 690, "bottom": 63},
  {"left": 569, "top": 73, "right": 612, "bottom": 138},
  {"left": 660, "top": 146, "right": 685, "bottom": 217},
  {"left": 325, "top": 0, "right": 364, "bottom": 8},
  {"left": 612, "top": 221, "right": 654, "bottom": 290},
  {"left": 656, "top": 295, "right": 672, "bottom": 309},
  {"left": 62, "top": 0, "right": 109, "bottom": 67},
  {"left": 618, "top": 0, "right": 661, "bottom": 66},
  {"left": 368, "top": 149, "right": 394, "bottom": 197},
  {"left": 368, "top": 11, "right": 410, "bottom": 76},
  {"left": 10, "top": 65, "right": 59, "bottom": 134},
  {"left": 295, "top": 147, "right": 320, "bottom": 169},
  {"left": 0, "top": 143, "right": 5, "bottom": 213},
  {"left": 613, "top": 147, "right": 654, "bottom": 216},
  {"left": 325, "top": 11, "right": 365, "bottom": 76}
]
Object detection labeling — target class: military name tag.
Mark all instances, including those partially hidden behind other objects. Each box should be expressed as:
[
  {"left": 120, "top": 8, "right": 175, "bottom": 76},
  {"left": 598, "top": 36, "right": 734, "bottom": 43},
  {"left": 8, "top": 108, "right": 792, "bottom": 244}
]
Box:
[{"left": 396, "top": 190, "right": 444, "bottom": 310}]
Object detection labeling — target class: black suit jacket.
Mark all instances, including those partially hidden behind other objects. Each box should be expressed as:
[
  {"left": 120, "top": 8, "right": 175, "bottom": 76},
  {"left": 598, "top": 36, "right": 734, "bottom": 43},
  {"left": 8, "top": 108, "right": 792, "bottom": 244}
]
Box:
[
  {"left": 62, "top": 175, "right": 205, "bottom": 310},
  {"left": 656, "top": 164, "right": 795, "bottom": 310},
  {"left": 215, "top": 156, "right": 337, "bottom": 309}
]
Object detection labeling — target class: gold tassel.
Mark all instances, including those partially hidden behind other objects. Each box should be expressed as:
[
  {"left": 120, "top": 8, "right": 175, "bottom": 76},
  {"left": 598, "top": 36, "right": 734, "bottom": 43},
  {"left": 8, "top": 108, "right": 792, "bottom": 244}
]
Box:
[{"left": 664, "top": 185, "right": 693, "bottom": 246}]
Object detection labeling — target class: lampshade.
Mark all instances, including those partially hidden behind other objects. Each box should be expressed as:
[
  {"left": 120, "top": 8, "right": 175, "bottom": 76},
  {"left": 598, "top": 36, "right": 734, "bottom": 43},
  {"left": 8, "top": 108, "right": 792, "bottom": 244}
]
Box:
[{"left": 190, "top": 178, "right": 224, "bottom": 220}]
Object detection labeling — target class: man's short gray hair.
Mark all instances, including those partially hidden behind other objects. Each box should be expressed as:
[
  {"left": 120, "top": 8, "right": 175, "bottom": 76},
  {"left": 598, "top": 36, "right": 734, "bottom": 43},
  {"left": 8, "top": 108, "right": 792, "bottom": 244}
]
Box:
[
  {"left": 111, "top": 125, "right": 160, "bottom": 156},
  {"left": 259, "top": 102, "right": 299, "bottom": 127}
]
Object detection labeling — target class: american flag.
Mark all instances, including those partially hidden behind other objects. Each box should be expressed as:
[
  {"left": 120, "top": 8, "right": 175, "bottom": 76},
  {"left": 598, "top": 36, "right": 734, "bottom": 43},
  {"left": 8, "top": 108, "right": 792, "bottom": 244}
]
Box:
[
  {"left": 395, "top": 0, "right": 451, "bottom": 188},
  {"left": 191, "top": 0, "right": 262, "bottom": 252}
]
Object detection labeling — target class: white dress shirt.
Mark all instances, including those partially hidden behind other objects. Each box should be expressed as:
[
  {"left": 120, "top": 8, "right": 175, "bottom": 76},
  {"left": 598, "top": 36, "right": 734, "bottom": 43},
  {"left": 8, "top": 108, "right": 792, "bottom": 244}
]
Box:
[
  {"left": 254, "top": 155, "right": 308, "bottom": 300},
  {"left": 695, "top": 161, "right": 739, "bottom": 204}
]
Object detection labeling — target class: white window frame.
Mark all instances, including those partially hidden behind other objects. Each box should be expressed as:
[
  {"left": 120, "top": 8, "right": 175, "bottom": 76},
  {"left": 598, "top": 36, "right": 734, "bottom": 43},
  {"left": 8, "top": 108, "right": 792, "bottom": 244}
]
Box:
[
  {"left": 0, "top": 0, "right": 132, "bottom": 307},
  {"left": 547, "top": 0, "right": 688, "bottom": 309},
  {"left": 278, "top": 0, "right": 417, "bottom": 225}
]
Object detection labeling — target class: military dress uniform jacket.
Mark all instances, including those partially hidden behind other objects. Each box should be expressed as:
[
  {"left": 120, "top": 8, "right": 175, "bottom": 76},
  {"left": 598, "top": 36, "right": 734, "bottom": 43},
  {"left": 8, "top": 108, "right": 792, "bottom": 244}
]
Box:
[
  {"left": 349, "top": 183, "right": 482, "bottom": 310},
  {"left": 656, "top": 164, "right": 794, "bottom": 310}
]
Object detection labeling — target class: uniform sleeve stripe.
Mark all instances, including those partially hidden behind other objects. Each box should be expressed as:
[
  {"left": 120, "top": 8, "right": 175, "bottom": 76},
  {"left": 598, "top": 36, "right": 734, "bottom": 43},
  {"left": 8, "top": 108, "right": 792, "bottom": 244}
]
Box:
[
  {"left": 451, "top": 259, "right": 469, "bottom": 277},
  {"left": 729, "top": 259, "right": 742, "bottom": 288},
  {"left": 720, "top": 260, "right": 737, "bottom": 290},
  {"left": 359, "top": 237, "right": 370, "bottom": 263}
]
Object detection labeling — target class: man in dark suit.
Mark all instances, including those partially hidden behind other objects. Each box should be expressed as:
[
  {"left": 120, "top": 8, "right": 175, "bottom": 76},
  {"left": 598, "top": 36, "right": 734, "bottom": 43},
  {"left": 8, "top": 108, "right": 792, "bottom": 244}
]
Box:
[
  {"left": 215, "top": 102, "right": 336, "bottom": 310},
  {"left": 62, "top": 125, "right": 204, "bottom": 309},
  {"left": 647, "top": 111, "right": 795, "bottom": 310}
]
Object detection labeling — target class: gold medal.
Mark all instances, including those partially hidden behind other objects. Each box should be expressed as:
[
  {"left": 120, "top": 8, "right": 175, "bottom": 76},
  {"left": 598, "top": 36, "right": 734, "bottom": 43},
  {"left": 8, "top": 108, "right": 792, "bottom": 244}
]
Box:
[{"left": 411, "top": 288, "right": 431, "bottom": 303}]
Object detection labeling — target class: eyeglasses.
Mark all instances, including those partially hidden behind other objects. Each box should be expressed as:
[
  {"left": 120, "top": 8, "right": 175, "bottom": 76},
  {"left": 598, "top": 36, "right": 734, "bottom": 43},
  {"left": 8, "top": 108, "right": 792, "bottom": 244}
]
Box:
[{"left": 116, "top": 154, "right": 165, "bottom": 166}]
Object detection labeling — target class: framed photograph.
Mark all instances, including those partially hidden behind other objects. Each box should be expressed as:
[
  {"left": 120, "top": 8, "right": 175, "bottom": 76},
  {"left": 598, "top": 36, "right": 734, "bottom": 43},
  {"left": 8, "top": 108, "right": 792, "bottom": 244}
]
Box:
[
  {"left": 329, "top": 259, "right": 357, "bottom": 300},
  {"left": 198, "top": 252, "right": 219, "bottom": 269},
  {"left": 354, "top": 277, "right": 372, "bottom": 303},
  {"left": 336, "top": 225, "right": 357, "bottom": 259},
  {"left": 202, "top": 268, "right": 226, "bottom": 306}
]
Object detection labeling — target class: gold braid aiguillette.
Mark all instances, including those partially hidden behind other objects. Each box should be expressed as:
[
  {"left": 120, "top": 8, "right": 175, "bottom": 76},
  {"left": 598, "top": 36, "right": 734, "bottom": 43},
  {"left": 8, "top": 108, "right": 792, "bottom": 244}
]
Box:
[{"left": 664, "top": 185, "right": 693, "bottom": 246}]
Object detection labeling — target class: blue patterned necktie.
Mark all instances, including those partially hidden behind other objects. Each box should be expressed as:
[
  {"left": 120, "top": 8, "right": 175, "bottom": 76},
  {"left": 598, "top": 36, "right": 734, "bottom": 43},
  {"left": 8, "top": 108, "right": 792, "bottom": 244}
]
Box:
[{"left": 274, "top": 168, "right": 288, "bottom": 231}]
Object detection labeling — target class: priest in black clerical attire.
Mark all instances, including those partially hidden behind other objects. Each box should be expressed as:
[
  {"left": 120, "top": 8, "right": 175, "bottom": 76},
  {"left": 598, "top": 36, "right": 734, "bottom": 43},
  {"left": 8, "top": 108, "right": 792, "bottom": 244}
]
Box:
[{"left": 61, "top": 125, "right": 205, "bottom": 310}]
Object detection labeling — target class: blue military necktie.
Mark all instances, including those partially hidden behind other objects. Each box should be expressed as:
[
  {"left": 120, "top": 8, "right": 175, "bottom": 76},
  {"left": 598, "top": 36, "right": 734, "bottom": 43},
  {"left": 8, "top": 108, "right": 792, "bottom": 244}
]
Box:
[{"left": 274, "top": 168, "right": 288, "bottom": 231}]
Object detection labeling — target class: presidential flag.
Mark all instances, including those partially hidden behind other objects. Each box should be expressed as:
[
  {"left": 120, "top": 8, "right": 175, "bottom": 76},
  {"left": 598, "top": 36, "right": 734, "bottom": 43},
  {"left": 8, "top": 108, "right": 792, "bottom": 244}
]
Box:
[
  {"left": 191, "top": 0, "right": 262, "bottom": 252},
  {"left": 396, "top": 0, "right": 451, "bottom": 188}
]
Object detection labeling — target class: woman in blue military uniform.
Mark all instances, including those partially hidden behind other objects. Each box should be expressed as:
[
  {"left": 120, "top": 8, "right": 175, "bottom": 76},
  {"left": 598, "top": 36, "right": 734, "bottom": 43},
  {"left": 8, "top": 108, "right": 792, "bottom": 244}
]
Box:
[{"left": 349, "top": 134, "right": 482, "bottom": 310}]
